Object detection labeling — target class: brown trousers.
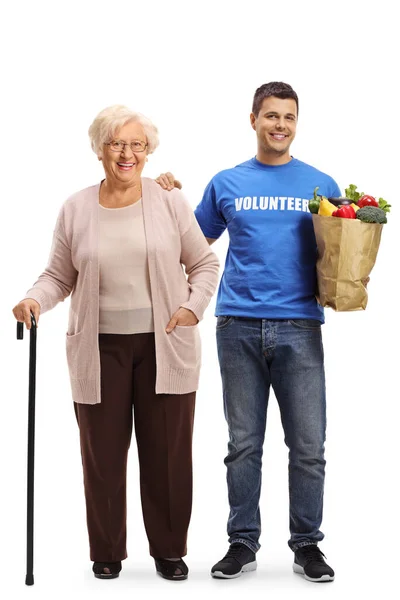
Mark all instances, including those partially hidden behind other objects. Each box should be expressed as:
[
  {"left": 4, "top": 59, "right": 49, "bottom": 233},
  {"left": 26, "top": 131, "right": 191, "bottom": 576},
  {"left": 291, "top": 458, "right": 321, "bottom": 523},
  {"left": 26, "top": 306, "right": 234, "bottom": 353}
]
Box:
[{"left": 74, "top": 333, "right": 196, "bottom": 562}]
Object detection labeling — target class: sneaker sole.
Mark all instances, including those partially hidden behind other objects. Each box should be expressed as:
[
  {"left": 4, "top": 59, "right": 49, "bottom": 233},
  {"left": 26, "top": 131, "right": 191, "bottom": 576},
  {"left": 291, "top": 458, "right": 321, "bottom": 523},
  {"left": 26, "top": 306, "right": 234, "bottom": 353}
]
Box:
[
  {"left": 293, "top": 562, "right": 334, "bottom": 582},
  {"left": 211, "top": 561, "right": 257, "bottom": 579}
]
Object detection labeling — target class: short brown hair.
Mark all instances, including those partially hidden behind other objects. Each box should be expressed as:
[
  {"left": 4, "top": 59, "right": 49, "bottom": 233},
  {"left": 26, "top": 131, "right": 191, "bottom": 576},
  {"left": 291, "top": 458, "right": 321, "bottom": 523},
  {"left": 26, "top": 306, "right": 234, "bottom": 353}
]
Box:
[{"left": 252, "top": 82, "right": 299, "bottom": 117}]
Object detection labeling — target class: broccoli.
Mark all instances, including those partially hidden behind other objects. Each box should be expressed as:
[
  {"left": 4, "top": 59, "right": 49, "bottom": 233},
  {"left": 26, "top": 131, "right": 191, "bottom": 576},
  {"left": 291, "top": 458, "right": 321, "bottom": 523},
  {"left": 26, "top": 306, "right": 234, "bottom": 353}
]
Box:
[{"left": 356, "top": 206, "right": 387, "bottom": 224}]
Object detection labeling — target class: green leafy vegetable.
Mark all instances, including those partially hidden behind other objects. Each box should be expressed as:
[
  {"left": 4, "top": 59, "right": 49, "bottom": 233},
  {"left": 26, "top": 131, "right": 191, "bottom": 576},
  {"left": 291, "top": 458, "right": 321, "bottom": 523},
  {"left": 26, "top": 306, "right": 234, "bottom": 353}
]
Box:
[
  {"left": 378, "top": 198, "right": 391, "bottom": 213},
  {"left": 345, "top": 184, "right": 364, "bottom": 203}
]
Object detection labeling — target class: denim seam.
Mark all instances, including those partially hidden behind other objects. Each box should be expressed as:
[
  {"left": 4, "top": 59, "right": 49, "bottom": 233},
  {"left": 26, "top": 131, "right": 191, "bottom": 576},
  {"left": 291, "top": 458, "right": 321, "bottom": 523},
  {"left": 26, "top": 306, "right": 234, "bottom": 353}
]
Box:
[
  {"left": 291, "top": 541, "right": 318, "bottom": 551},
  {"left": 229, "top": 538, "right": 259, "bottom": 553}
]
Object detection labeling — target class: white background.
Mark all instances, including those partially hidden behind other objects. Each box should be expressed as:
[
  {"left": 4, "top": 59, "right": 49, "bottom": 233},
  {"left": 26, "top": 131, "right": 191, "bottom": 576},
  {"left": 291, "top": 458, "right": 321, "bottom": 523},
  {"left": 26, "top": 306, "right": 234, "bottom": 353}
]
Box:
[{"left": 1, "top": 1, "right": 399, "bottom": 598}]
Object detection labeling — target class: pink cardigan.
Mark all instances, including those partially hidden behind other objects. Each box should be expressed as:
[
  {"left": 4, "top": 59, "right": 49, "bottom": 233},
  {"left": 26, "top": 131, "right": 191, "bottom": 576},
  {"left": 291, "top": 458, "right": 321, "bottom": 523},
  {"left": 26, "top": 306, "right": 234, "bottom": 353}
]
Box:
[{"left": 24, "top": 178, "right": 219, "bottom": 404}]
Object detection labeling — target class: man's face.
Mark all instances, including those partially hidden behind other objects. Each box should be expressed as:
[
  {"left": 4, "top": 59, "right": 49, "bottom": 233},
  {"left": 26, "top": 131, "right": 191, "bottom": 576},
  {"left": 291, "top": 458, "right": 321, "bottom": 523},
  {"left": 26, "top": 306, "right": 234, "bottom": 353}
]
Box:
[{"left": 250, "top": 96, "right": 297, "bottom": 156}]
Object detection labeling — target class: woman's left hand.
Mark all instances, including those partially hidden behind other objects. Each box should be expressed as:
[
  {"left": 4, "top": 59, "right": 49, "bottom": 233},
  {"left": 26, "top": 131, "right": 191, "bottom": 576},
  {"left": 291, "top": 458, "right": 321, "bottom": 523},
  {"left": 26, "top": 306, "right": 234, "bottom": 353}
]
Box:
[{"left": 166, "top": 308, "right": 199, "bottom": 333}]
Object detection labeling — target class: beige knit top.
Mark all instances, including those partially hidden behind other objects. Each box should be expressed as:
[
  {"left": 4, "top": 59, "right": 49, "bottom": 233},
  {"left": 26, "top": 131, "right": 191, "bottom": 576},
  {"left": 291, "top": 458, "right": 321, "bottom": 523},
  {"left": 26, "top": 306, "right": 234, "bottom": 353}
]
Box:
[{"left": 98, "top": 199, "right": 154, "bottom": 334}]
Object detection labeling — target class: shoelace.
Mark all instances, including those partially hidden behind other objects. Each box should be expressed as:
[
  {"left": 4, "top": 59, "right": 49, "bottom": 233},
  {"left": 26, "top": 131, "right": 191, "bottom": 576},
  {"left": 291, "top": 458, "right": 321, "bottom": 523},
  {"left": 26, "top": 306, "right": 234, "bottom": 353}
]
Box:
[
  {"left": 300, "top": 546, "right": 327, "bottom": 564},
  {"left": 224, "top": 544, "right": 250, "bottom": 561}
]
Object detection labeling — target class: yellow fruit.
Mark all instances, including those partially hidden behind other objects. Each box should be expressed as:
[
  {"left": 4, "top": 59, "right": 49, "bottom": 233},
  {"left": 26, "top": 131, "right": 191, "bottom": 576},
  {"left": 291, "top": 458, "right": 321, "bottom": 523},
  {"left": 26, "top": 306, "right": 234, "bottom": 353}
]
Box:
[
  {"left": 318, "top": 198, "right": 337, "bottom": 216},
  {"left": 351, "top": 203, "right": 360, "bottom": 212}
]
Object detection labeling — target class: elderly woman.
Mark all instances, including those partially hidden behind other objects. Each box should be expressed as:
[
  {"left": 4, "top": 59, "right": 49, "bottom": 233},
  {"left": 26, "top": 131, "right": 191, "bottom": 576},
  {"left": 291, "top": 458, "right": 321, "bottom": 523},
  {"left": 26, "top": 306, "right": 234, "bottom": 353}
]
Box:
[{"left": 12, "top": 105, "right": 219, "bottom": 581}]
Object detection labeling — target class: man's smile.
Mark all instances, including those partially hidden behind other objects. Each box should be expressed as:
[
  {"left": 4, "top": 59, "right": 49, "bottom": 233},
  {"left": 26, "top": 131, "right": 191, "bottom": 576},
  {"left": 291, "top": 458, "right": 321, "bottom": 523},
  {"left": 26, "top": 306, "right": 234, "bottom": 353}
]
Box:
[{"left": 269, "top": 133, "right": 288, "bottom": 141}]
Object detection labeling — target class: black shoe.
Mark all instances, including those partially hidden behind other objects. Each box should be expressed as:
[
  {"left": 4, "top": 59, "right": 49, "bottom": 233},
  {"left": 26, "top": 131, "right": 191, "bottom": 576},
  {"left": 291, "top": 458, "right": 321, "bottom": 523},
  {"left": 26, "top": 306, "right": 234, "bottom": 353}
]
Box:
[
  {"left": 293, "top": 545, "right": 335, "bottom": 582},
  {"left": 154, "top": 558, "right": 188, "bottom": 581},
  {"left": 92, "top": 561, "right": 122, "bottom": 579},
  {"left": 211, "top": 543, "right": 257, "bottom": 579}
]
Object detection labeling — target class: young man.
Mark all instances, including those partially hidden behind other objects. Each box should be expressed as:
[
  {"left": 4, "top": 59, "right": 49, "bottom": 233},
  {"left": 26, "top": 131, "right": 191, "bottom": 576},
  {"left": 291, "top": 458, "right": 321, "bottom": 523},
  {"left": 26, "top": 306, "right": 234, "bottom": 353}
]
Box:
[{"left": 157, "top": 82, "right": 338, "bottom": 583}]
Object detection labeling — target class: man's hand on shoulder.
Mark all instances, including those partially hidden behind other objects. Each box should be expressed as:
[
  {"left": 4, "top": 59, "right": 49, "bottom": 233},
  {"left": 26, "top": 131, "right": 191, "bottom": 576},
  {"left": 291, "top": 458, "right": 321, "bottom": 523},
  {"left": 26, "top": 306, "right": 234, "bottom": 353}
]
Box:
[{"left": 155, "top": 172, "right": 182, "bottom": 191}]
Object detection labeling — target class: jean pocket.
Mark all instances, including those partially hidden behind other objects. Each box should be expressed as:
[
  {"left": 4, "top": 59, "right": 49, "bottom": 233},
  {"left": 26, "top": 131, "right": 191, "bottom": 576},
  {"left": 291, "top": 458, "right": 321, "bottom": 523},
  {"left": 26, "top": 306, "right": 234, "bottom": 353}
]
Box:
[
  {"left": 288, "top": 319, "right": 321, "bottom": 330},
  {"left": 216, "top": 316, "right": 234, "bottom": 330}
]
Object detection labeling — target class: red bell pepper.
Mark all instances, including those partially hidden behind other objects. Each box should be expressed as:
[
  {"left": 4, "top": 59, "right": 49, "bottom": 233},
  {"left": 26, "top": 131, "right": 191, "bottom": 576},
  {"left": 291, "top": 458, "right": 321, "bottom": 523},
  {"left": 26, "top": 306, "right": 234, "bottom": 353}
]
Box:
[
  {"left": 357, "top": 195, "right": 379, "bottom": 208},
  {"left": 332, "top": 205, "right": 356, "bottom": 219}
]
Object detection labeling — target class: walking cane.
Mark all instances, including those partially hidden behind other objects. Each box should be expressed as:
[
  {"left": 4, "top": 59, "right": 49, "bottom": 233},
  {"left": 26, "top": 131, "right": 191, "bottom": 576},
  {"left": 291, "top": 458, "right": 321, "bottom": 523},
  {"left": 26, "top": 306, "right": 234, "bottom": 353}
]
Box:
[{"left": 17, "top": 312, "right": 37, "bottom": 586}]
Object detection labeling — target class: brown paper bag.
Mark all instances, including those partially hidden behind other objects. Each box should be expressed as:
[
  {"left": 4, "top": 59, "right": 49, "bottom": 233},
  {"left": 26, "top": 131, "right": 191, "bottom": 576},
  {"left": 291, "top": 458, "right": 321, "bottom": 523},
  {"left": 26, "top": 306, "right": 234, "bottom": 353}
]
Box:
[{"left": 312, "top": 214, "right": 383, "bottom": 311}]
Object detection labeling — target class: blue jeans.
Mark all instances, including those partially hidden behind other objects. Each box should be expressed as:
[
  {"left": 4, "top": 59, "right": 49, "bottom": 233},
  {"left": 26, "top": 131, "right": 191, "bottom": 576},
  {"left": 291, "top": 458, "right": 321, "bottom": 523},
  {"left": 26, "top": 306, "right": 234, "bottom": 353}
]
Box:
[{"left": 216, "top": 317, "right": 326, "bottom": 553}]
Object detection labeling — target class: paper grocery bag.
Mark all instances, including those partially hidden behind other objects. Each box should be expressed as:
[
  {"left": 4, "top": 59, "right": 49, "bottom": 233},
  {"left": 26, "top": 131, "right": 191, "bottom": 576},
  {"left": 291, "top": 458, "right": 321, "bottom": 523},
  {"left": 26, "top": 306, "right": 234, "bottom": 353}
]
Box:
[{"left": 312, "top": 214, "right": 383, "bottom": 311}]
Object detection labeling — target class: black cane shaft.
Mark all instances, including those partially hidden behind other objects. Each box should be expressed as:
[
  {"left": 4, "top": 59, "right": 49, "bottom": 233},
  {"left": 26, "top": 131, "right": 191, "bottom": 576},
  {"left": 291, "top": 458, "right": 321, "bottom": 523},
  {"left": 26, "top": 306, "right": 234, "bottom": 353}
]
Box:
[
  {"left": 18, "top": 314, "right": 37, "bottom": 586},
  {"left": 26, "top": 317, "right": 36, "bottom": 585}
]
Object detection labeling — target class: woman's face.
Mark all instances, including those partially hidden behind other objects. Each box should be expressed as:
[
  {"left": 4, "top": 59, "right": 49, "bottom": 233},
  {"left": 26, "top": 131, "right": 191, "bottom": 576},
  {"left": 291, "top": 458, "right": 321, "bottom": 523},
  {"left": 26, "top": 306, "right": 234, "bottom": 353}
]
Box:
[{"left": 100, "top": 120, "right": 148, "bottom": 186}]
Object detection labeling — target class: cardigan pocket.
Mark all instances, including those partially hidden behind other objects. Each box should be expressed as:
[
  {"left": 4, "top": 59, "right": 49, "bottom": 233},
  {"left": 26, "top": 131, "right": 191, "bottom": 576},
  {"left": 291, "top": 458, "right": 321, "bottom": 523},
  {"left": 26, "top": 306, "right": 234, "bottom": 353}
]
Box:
[
  {"left": 66, "top": 331, "right": 88, "bottom": 380},
  {"left": 169, "top": 325, "right": 201, "bottom": 369}
]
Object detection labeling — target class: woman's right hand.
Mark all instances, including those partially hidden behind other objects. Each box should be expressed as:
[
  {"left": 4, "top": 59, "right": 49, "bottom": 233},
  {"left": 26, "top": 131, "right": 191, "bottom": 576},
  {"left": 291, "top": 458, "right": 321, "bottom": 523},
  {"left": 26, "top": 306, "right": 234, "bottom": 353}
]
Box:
[{"left": 12, "top": 299, "right": 41, "bottom": 330}]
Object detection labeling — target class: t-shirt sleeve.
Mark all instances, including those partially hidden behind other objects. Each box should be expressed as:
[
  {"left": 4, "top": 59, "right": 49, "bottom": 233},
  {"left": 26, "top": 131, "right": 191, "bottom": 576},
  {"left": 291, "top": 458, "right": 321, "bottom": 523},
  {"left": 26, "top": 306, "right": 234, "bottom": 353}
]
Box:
[
  {"left": 194, "top": 178, "right": 227, "bottom": 239},
  {"left": 329, "top": 178, "right": 342, "bottom": 198}
]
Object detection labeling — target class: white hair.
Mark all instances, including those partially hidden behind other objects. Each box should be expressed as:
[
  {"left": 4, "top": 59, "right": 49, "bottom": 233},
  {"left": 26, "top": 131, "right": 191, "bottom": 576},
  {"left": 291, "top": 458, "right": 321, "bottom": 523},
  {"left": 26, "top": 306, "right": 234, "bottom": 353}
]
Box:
[{"left": 88, "top": 105, "right": 159, "bottom": 155}]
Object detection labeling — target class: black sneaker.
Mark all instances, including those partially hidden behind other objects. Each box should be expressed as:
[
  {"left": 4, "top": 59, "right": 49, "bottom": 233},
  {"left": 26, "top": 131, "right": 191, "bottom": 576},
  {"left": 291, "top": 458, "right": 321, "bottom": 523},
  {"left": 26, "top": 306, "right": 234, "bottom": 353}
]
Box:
[
  {"left": 211, "top": 543, "right": 257, "bottom": 579},
  {"left": 293, "top": 545, "right": 335, "bottom": 582}
]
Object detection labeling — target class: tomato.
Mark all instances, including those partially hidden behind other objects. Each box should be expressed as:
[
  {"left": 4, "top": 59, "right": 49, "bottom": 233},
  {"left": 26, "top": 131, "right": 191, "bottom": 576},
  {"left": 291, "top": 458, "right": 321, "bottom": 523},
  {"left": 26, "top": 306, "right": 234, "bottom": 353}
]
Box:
[{"left": 357, "top": 195, "right": 379, "bottom": 208}]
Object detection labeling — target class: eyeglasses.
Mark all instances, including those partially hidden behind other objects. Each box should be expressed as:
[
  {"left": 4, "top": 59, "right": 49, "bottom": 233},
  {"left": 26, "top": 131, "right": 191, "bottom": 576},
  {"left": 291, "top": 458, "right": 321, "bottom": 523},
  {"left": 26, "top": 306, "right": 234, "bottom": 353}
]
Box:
[{"left": 105, "top": 140, "right": 148, "bottom": 153}]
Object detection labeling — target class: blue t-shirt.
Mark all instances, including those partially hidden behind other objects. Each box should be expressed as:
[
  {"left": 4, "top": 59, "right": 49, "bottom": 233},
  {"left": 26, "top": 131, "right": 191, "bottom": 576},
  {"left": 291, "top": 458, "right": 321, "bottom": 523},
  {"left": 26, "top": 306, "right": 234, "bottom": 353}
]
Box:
[{"left": 194, "top": 157, "right": 341, "bottom": 323}]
